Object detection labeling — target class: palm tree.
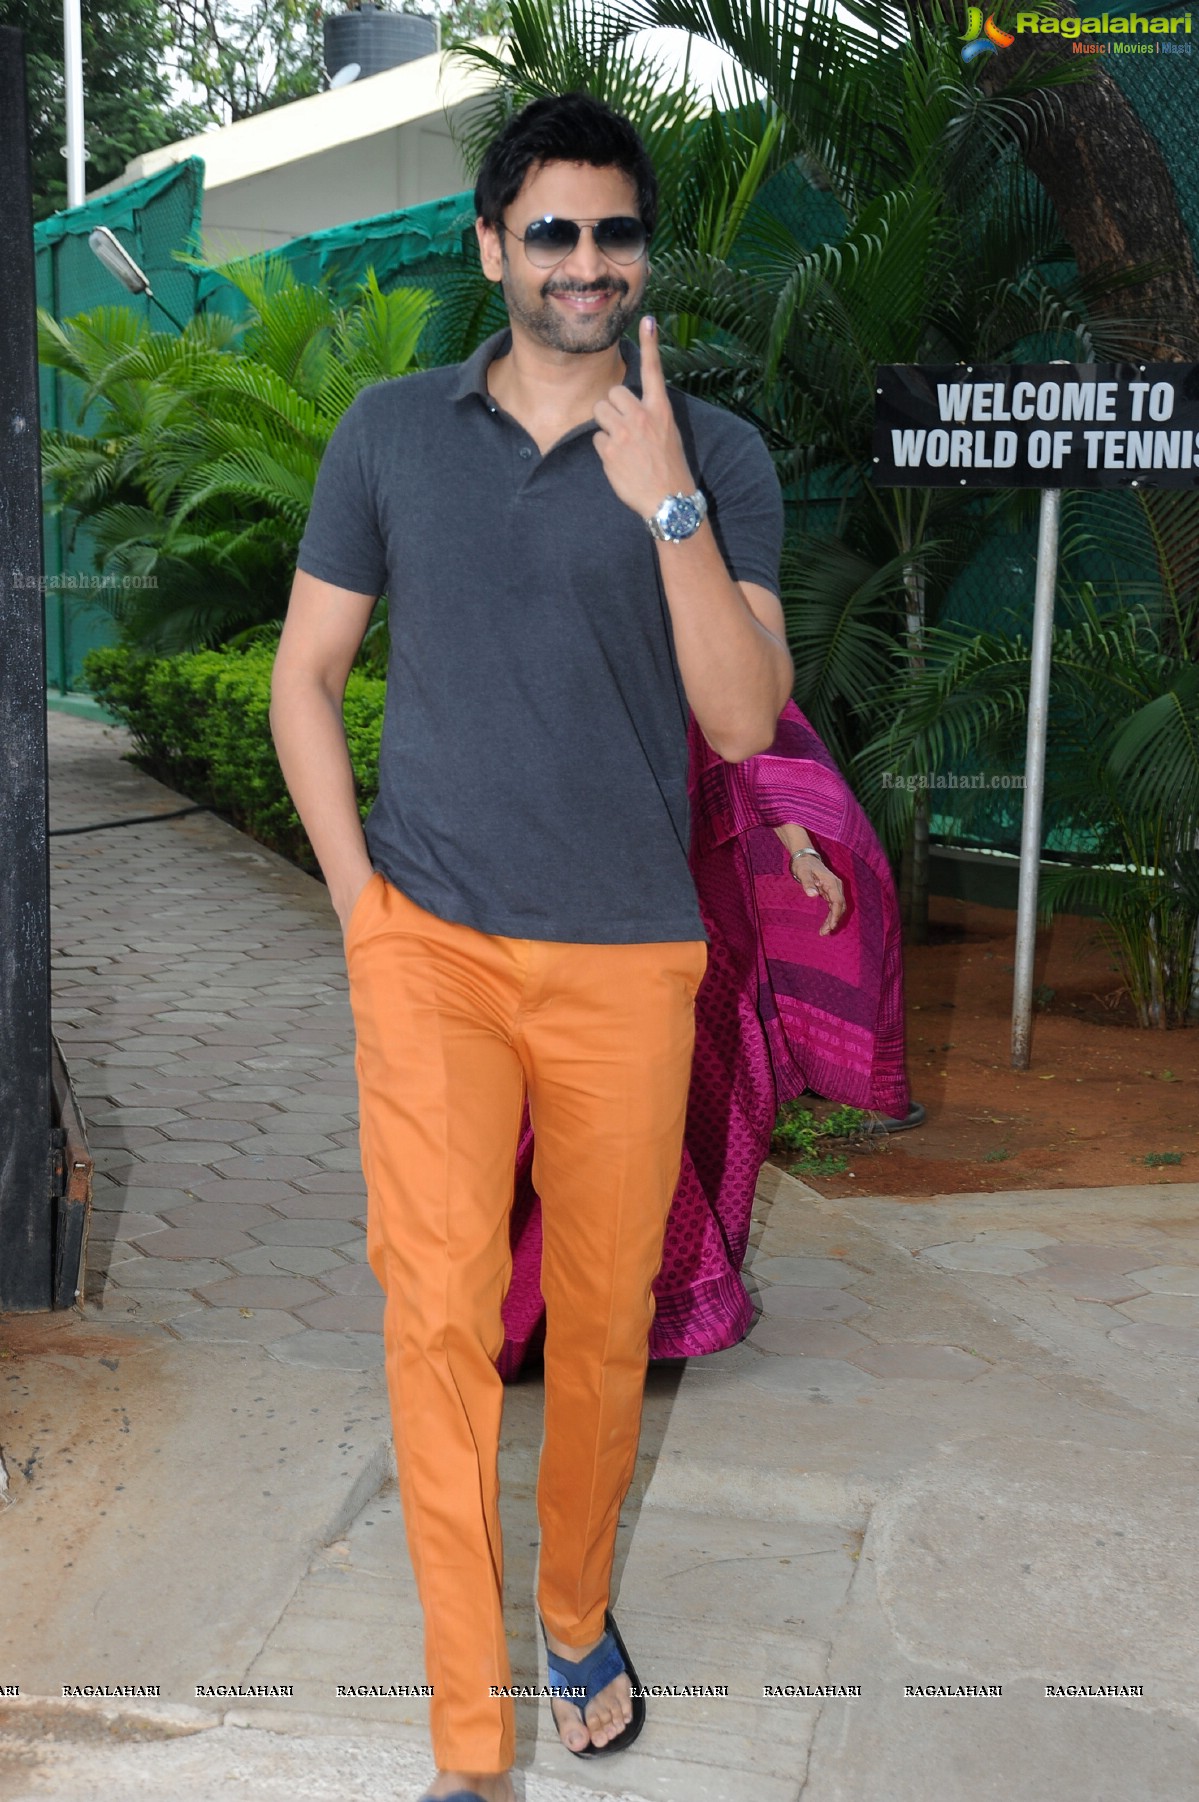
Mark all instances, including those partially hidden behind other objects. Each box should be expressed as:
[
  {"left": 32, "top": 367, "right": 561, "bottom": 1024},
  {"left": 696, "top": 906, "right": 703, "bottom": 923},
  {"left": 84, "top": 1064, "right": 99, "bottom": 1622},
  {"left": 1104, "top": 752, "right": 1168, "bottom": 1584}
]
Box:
[{"left": 39, "top": 258, "right": 434, "bottom": 651}]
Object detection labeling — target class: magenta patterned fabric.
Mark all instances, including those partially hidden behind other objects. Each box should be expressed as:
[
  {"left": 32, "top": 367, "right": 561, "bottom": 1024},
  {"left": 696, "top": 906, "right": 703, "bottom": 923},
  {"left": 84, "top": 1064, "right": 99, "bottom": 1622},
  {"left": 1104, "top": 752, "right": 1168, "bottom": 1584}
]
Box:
[{"left": 496, "top": 701, "right": 909, "bottom": 1376}]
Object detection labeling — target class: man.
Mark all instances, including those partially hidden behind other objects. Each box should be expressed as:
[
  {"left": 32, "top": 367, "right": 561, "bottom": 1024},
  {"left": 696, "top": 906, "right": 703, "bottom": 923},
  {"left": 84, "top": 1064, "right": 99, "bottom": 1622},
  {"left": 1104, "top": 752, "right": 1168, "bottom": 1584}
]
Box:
[{"left": 270, "top": 92, "right": 791, "bottom": 1802}]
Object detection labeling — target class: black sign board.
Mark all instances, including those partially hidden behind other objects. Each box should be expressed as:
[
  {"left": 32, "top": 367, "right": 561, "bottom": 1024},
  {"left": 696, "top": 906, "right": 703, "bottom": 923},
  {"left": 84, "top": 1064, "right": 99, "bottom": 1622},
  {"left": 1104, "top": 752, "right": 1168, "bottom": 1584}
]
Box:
[{"left": 872, "top": 363, "right": 1199, "bottom": 488}]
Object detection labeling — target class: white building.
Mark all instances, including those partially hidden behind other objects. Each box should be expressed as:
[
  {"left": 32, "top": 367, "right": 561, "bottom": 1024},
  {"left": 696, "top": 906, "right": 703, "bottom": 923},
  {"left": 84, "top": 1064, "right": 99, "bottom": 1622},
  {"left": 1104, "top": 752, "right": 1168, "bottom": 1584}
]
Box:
[{"left": 87, "top": 46, "right": 499, "bottom": 264}]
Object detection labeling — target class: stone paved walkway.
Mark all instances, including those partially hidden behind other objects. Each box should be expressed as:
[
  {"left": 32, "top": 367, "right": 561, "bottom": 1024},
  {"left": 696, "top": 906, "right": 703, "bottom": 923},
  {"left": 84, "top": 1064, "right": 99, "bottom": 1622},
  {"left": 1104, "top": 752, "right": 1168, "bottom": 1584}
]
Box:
[
  {"left": 50, "top": 714, "right": 384, "bottom": 1368},
  {"left": 10, "top": 709, "right": 1196, "bottom": 1802}
]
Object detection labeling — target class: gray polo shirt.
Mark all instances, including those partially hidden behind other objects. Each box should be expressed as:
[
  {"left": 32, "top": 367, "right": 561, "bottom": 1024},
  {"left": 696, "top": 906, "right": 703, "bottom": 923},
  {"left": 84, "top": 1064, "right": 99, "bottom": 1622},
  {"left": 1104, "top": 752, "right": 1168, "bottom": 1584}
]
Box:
[{"left": 296, "top": 328, "right": 783, "bottom": 943}]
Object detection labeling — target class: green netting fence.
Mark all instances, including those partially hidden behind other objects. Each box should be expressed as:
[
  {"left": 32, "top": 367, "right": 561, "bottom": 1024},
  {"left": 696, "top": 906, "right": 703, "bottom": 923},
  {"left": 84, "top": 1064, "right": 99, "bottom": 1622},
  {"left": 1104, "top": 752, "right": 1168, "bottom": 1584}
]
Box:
[
  {"left": 33, "top": 163, "right": 490, "bottom": 692},
  {"left": 35, "top": 157, "right": 205, "bottom": 692}
]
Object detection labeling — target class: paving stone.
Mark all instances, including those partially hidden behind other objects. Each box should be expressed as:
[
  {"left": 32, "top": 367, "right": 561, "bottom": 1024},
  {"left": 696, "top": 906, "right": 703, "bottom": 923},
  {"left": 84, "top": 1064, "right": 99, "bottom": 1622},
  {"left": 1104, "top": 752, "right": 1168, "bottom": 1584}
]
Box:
[
  {"left": 177, "top": 1101, "right": 275, "bottom": 1122},
  {"left": 88, "top": 1186, "right": 194, "bottom": 1216},
  {"left": 749, "top": 1254, "right": 863, "bottom": 1286},
  {"left": 194, "top": 1273, "right": 329, "bottom": 1309},
  {"left": 260, "top": 1112, "right": 355, "bottom": 1136},
  {"left": 107, "top": 1256, "right": 234, "bottom": 1290},
  {"left": 131, "top": 1226, "right": 259, "bottom": 1259},
  {"left": 210, "top": 1153, "right": 322, "bottom": 1179},
  {"left": 90, "top": 1146, "right": 144, "bottom": 1173},
  {"left": 160, "top": 1009, "right": 244, "bottom": 1025},
  {"left": 88, "top": 1113, "right": 171, "bottom": 1142},
  {"left": 83, "top": 1287, "right": 199, "bottom": 1324},
  {"left": 112, "top": 1034, "right": 201, "bottom": 1053},
  {"left": 968, "top": 1228, "right": 1063, "bottom": 1250},
  {"left": 294, "top": 1294, "right": 384, "bottom": 1333},
  {"left": 167, "top": 1307, "right": 308, "bottom": 1345},
  {"left": 156, "top": 1117, "right": 266, "bottom": 1142},
  {"left": 745, "top": 1316, "right": 870, "bottom": 1358},
  {"left": 758, "top": 1284, "right": 870, "bottom": 1322},
  {"left": 333, "top": 1232, "right": 368, "bottom": 1260},
  {"left": 1123, "top": 1264, "right": 1199, "bottom": 1295},
  {"left": 231, "top": 1132, "right": 337, "bottom": 1155},
  {"left": 109, "top": 1159, "right": 225, "bottom": 1190},
  {"left": 1033, "top": 1243, "right": 1154, "bottom": 1275},
  {"left": 248, "top": 1217, "right": 364, "bottom": 1249},
  {"left": 311, "top": 1148, "right": 366, "bottom": 1172},
  {"left": 1108, "top": 1320, "right": 1199, "bottom": 1358},
  {"left": 320, "top": 1262, "right": 383, "bottom": 1297},
  {"left": 87, "top": 1239, "right": 142, "bottom": 1269},
  {"left": 273, "top": 1092, "right": 358, "bottom": 1114},
  {"left": 187, "top": 1177, "right": 302, "bottom": 1206},
  {"left": 105, "top": 1086, "right": 206, "bottom": 1107},
  {"left": 200, "top": 1084, "right": 300, "bottom": 1103},
  {"left": 86, "top": 1210, "right": 170, "bottom": 1242},
  {"left": 745, "top": 1354, "right": 876, "bottom": 1402},
  {"left": 85, "top": 1107, "right": 184, "bottom": 1127},
  {"left": 226, "top": 1244, "right": 347, "bottom": 1278},
  {"left": 849, "top": 1341, "right": 989, "bottom": 1380},
  {"left": 159, "top": 1199, "right": 281, "bottom": 1232},
  {"left": 266, "top": 1328, "right": 385, "bottom": 1370},
  {"left": 916, "top": 1243, "right": 1044, "bottom": 1275},
  {"left": 1115, "top": 1294, "right": 1199, "bottom": 1328},
  {"left": 264, "top": 1188, "right": 366, "bottom": 1220},
  {"left": 1023, "top": 1268, "right": 1149, "bottom": 1304},
  {"left": 291, "top": 1171, "right": 366, "bottom": 1194}
]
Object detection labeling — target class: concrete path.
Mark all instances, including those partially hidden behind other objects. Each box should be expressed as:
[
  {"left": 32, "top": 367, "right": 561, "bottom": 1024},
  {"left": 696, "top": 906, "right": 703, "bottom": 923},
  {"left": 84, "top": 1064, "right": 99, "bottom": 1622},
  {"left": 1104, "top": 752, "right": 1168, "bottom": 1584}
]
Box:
[{"left": 1, "top": 712, "right": 1196, "bottom": 1800}]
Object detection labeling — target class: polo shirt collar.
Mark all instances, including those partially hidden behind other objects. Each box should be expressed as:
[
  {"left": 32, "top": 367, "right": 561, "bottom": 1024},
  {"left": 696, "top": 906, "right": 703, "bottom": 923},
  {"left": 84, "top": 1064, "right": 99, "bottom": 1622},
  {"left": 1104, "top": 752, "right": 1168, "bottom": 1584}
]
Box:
[{"left": 451, "top": 326, "right": 643, "bottom": 405}]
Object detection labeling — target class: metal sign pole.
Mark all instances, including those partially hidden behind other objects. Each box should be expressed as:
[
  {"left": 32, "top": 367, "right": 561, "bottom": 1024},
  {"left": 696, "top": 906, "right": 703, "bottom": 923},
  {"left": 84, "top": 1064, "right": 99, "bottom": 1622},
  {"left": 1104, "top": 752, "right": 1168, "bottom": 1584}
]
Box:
[{"left": 1010, "top": 486, "right": 1062, "bottom": 1070}]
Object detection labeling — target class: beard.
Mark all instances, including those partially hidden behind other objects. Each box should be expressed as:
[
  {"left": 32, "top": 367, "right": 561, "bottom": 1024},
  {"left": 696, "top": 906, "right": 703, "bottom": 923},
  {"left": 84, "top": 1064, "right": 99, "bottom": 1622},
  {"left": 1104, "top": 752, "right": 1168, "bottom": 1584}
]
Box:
[{"left": 501, "top": 265, "right": 643, "bottom": 354}]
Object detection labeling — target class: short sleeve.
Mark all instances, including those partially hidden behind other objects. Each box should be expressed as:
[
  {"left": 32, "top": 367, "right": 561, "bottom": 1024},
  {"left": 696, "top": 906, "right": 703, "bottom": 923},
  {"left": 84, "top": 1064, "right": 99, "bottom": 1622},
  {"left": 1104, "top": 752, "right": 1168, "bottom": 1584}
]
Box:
[
  {"left": 296, "top": 390, "right": 388, "bottom": 596},
  {"left": 693, "top": 414, "right": 784, "bottom": 599}
]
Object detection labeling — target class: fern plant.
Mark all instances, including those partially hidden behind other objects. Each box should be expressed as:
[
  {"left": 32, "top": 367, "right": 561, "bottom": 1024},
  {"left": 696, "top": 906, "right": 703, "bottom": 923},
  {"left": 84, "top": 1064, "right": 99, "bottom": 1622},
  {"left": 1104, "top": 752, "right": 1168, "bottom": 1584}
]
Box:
[{"left": 39, "top": 258, "right": 435, "bottom": 651}]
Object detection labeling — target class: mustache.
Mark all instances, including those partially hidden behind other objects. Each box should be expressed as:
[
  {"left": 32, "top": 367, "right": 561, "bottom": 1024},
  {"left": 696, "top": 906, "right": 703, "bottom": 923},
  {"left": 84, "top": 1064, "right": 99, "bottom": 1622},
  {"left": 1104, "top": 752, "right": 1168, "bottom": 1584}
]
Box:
[{"left": 540, "top": 278, "right": 629, "bottom": 299}]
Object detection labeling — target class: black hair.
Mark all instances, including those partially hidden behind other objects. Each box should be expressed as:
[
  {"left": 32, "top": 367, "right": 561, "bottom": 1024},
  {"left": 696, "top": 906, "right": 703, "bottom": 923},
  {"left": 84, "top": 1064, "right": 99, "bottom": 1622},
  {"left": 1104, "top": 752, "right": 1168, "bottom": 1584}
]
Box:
[{"left": 474, "top": 92, "right": 658, "bottom": 237}]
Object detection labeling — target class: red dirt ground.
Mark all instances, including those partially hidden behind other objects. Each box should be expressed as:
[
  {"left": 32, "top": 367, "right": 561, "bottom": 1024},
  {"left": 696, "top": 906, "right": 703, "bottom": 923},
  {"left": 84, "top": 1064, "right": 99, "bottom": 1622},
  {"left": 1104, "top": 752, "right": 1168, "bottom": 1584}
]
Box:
[{"left": 782, "top": 895, "right": 1199, "bottom": 1201}]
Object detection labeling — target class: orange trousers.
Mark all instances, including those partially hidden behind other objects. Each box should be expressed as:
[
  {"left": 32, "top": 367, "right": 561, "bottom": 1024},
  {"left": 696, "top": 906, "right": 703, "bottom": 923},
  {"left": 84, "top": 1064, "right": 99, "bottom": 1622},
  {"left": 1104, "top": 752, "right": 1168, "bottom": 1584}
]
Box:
[{"left": 345, "top": 872, "right": 706, "bottom": 1772}]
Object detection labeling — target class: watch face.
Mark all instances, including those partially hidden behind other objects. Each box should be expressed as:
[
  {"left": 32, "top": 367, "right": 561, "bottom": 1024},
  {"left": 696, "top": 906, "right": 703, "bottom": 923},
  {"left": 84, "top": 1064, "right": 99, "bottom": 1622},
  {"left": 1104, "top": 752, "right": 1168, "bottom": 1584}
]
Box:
[{"left": 661, "top": 495, "right": 701, "bottom": 539}]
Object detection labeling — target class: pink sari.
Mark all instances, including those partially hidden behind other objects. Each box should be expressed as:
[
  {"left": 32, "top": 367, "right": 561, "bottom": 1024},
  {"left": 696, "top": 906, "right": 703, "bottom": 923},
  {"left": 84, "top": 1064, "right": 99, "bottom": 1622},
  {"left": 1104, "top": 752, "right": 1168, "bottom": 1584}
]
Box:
[{"left": 497, "top": 701, "right": 909, "bottom": 1375}]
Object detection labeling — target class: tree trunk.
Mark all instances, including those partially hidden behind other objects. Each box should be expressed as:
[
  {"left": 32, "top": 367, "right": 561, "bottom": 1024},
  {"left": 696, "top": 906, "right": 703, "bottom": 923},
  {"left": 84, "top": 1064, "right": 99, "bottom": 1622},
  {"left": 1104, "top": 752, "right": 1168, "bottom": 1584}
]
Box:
[{"left": 985, "top": 26, "right": 1199, "bottom": 360}]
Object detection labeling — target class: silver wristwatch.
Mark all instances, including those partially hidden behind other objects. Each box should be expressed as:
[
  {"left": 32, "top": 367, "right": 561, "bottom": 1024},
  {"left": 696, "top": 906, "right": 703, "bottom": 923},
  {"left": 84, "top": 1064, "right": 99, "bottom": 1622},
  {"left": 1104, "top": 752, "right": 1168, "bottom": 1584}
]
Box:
[{"left": 646, "top": 489, "right": 708, "bottom": 542}]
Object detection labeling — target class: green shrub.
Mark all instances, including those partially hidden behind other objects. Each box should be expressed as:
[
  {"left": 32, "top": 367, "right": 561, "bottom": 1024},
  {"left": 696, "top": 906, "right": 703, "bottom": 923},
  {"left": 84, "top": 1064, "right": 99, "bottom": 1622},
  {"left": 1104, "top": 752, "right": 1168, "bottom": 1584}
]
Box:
[{"left": 82, "top": 643, "right": 384, "bottom": 870}]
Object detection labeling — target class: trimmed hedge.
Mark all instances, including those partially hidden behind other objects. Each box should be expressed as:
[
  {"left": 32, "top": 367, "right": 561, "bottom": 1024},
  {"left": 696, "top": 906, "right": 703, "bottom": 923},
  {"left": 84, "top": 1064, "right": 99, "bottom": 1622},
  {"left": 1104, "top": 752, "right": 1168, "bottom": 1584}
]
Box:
[{"left": 82, "top": 644, "right": 384, "bottom": 870}]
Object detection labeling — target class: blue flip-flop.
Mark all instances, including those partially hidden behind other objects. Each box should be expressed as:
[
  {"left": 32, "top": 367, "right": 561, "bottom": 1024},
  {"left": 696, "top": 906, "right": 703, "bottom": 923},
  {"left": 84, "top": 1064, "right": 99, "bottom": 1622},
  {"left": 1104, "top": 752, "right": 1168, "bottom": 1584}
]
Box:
[
  {"left": 540, "top": 1609, "right": 645, "bottom": 1757},
  {"left": 417, "top": 1792, "right": 490, "bottom": 1801}
]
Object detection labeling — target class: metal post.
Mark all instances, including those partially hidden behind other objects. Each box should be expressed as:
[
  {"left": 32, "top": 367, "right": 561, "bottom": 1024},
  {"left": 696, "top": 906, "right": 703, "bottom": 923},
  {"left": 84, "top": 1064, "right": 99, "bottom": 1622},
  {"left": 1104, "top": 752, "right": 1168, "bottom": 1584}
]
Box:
[
  {"left": 0, "top": 27, "right": 54, "bottom": 1309},
  {"left": 63, "top": 0, "right": 85, "bottom": 206},
  {"left": 1011, "top": 486, "right": 1062, "bottom": 1070}
]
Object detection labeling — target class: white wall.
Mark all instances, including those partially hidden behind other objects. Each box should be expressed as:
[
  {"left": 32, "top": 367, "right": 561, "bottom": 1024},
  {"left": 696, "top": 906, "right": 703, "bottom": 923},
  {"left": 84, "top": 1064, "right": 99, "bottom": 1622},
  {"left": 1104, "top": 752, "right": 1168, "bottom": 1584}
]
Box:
[{"left": 199, "top": 116, "right": 471, "bottom": 261}]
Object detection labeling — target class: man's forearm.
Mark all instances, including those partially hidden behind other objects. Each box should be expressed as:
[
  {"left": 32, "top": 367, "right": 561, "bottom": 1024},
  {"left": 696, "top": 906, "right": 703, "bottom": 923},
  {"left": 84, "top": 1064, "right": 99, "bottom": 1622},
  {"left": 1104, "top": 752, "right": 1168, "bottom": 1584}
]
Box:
[
  {"left": 656, "top": 525, "right": 793, "bottom": 760},
  {"left": 269, "top": 669, "right": 373, "bottom": 920}
]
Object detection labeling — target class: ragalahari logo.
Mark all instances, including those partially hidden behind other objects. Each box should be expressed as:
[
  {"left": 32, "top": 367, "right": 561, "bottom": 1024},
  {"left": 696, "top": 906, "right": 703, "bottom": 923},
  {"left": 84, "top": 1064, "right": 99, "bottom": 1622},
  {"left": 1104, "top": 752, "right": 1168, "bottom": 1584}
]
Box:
[{"left": 961, "top": 6, "right": 1016, "bottom": 58}]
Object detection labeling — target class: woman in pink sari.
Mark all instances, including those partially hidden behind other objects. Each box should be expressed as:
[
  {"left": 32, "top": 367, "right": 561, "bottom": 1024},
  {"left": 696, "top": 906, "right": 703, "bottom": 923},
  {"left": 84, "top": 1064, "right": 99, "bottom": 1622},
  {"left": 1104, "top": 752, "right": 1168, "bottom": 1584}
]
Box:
[{"left": 497, "top": 699, "right": 913, "bottom": 1376}]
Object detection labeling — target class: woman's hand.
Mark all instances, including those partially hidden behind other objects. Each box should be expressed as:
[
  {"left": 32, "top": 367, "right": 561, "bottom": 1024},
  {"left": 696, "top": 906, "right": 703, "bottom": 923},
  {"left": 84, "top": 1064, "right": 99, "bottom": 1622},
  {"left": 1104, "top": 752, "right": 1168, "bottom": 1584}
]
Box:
[{"left": 789, "top": 849, "right": 845, "bottom": 935}]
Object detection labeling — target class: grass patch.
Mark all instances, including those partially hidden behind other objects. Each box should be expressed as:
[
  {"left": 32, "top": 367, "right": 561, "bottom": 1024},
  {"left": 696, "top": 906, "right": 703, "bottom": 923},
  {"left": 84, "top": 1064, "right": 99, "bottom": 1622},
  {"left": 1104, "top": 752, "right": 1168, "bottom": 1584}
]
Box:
[{"left": 772, "top": 1102, "right": 870, "bottom": 1177}]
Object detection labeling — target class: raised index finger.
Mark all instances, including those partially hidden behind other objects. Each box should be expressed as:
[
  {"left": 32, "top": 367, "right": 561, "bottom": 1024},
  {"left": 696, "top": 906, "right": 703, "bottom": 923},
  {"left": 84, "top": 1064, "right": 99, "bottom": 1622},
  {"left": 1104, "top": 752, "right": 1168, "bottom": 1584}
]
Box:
[{"left": 639, "top": 314, "right": 668, "bottom": 408}]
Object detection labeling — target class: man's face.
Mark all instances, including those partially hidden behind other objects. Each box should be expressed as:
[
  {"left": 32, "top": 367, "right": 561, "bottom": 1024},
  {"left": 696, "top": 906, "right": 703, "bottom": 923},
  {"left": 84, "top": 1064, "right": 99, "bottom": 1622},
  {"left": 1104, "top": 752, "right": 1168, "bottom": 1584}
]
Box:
[{"left": 477, "top": 159, "right": 649, "bottom": 355}]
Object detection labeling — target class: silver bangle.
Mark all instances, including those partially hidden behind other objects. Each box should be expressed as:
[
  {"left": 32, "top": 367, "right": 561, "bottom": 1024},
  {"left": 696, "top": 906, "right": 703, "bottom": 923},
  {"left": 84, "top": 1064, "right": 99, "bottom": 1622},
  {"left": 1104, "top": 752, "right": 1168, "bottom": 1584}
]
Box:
[{"left": 789, "top": 848, "right": 821, "bottom": 861}]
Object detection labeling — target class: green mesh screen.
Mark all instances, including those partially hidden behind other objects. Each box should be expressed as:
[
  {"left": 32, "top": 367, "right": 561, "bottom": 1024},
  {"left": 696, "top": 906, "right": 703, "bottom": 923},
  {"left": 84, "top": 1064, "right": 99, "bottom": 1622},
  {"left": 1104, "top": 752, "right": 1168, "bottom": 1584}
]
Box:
[{"left": 35, "top": 158, "right": 205, "bottom": 691}]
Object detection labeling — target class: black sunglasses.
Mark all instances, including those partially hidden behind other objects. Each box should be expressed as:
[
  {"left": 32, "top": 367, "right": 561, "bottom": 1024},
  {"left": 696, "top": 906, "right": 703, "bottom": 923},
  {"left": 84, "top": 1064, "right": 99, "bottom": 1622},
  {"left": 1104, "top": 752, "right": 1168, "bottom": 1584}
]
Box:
[{"left": 501, "top": 214, "right": 649, "bottom": 268}]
